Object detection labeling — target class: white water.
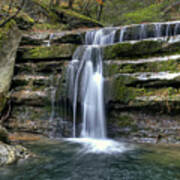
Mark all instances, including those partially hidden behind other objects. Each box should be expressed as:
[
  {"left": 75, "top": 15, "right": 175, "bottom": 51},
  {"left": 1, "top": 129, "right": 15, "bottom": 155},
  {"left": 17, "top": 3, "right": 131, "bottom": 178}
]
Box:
[
  {"left": 66, "top": 21, "right": 180, "bottom": 153},
  {"left": 120, "top": 27, "right": 127, "bottom": 42},
  {"left": 68, "top": 46, "right": 106, "bottom": 139},
  {"left": 66, "top": 27, "right": 132, "bottom": 153},
  {"left": 86, "top": 28, "right": 117, "bottom": 45},
  {"left": 47, "top": 33, "right": 54, "bottom": 47}
]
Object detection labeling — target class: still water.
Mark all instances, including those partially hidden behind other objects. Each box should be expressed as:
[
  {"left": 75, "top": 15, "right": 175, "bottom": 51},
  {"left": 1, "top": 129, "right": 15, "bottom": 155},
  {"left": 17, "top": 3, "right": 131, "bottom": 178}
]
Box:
[{"left": 0, "top": 138, "right": 179, "bottom": 180}]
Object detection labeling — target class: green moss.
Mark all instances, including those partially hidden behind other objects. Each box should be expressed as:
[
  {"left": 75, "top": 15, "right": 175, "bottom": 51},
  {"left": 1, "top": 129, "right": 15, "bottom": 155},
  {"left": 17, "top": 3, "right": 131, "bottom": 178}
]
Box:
[
  {"left": 120, "top": 3, "right": 165, "bottom": 25},
  {"left": 116, "top": 115, "right": 134, "bottom": 127},
  {"left": 33, "top": 23, "right": 66, "bottom": 31},
  {"left": 105, "top": 59, "right": 180, "bottom": 75},
  {"left": 103, "top": 40, "right": 163, "bottom": 59},
  {"left": 56, "top": 7, "right": 101, "bottom": 25},
  {"left": 17, "top": 12, "right": 35, "bottom": 24},
  {"left": 20, "top": 44, "right": 77, "bottom": 60},
  {"left": 112, "top": 76, "right": 144, "bottom": 103},
  {"left": 0, "top": 126, "right": 9, "bottom": 143},
  {"left": 0, "top": 20, "right": 16, "bottom": 48},
  {"left": 103, "top": 40, "right": 180, "bottom": 60}
]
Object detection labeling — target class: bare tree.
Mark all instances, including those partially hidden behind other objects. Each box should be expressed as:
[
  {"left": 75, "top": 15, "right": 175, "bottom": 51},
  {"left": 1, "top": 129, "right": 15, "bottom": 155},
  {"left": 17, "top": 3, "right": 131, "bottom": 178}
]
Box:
[
  {"left": 96, "top": 0, "right": 105, "bottom": 21},
  {"left": 68, "top": 0, "right": 74, "bottom": 9},
  {"left": 0, "top": 0, "right": 25, "bottom": 27}
]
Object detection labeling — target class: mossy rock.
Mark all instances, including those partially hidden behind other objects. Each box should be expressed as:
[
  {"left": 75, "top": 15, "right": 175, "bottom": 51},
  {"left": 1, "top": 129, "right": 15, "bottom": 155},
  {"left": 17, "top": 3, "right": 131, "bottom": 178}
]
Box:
[
  {"left": 103, "top": 39, "right": 180, "bottom": 60},
  {"left": 53, "top": 7, "right": 103, "bottom": 29},
  {"left": 18, "top": 44, "right": 77, "bottom": 60},
  {"left": 0, "top": 126, "right": 9, "bottom": 144},
  {"left": 0, "top": 21, "right": 21, "bottom": 114},
  {"left": 104, "top": 59, "right": 180, "bottom": 76}
]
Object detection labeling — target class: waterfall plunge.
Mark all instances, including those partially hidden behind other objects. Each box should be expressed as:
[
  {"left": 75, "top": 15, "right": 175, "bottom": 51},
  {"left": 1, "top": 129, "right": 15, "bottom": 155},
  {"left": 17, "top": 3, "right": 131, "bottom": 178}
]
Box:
[{"left": 67, "top": 30, "right": 115, "bottom": 139}]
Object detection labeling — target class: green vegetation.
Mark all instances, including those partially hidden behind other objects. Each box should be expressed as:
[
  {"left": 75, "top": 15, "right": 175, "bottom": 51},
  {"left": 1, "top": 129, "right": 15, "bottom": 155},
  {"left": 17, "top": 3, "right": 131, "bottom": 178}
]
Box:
[
  {"left": 20, "top": 44, "right": 77, "bottom": 60},
  {"left": 104, "top": 59, "right": 180, "bottom": 76},
  {"left": 119, "top": 3, "right": 164, "bottom": 25},
  {"left": 103, "top": 41, "right": 180, "bottom": 60}
]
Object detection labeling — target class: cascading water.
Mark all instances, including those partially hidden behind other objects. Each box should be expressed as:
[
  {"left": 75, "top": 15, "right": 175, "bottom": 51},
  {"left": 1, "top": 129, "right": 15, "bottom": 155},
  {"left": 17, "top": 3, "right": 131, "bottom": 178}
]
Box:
[
  {"left": 67, "top": 27, "right": 118, "bottom": 139},
  {"left": 66, "top": 27, "right": 130, "bottom": 153},
  {"left": 155, "top": 24, "right": 162, "bottom": 37},
  {"left": 68, "top": 40, "right": 107, "bottom": 139},
  {"left": 119, "top": 27, "right": 126, "bottom": 42},
  {"left": 86, "top": 28, "right": 116, "bottom": 45},
  {"left": 140, "top": 24, "right": 147, "bottom": 39},
  {"left": 66, "top": 21, "right": 180, "bottom": 153}
]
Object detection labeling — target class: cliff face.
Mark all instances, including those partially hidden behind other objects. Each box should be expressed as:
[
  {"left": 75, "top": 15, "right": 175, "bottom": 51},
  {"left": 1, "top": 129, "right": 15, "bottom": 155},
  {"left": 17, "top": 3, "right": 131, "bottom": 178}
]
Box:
[
  {"left": 3, "top": 21, "right": 179, "bottom": 144},
  {"left": 0, "top": 21, "right": 22, "bottom": 115},
  {"left": 0, "top": 1, "right": 180, "bottom": 145}
]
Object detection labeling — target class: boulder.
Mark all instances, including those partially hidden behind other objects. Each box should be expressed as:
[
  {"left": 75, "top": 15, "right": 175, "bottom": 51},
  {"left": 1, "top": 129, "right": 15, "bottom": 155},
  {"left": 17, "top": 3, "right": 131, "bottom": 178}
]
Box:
[
  {"left": 0, "top": 21, "right": 21, "bottom": 114},
  {"left": 0, "top": 141, "right": 32, "bottom": 166}
]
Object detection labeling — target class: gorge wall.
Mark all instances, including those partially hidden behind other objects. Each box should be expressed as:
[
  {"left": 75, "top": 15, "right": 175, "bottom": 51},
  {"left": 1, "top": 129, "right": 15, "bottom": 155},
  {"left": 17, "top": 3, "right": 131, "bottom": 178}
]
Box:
[{"left": 3, "top": 21, "right": 180, "bottom": 144}]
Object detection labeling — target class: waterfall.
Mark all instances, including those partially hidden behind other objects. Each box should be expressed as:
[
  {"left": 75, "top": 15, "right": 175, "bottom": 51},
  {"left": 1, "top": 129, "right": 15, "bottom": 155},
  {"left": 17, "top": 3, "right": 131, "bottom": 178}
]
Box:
[
  {"left": 47, "top": 33, "right": 54, "bottom": 47},
  {"left": 174, "top": 24, "right": 180, "bottom": 35},
  {"left": 166, "top": 24, "right": 171, "bottom": 36},
  {"left": 155, "top": 24, "right": 162, "bottom": 37},
  {"left": 140, "top": 24, "right": 147, "bottom": 39},
  {"left": 67, "top": 31, "right": 107, "bottom": 139},
  {"left": 119, "top": 27, "right": 126, "bottom": 42},
  {"left": 86, "top": 28, "right": 116, "bottom": 45},
  {"left": 67, "top": 21, "right": 180, "bottom": 140}
]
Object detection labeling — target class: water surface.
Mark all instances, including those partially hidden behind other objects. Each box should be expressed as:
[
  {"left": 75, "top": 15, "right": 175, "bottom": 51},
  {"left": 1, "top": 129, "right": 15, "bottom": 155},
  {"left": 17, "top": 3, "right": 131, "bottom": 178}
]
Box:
[{"left": 0, "top": 139, "right": 179, "bottom": 180}]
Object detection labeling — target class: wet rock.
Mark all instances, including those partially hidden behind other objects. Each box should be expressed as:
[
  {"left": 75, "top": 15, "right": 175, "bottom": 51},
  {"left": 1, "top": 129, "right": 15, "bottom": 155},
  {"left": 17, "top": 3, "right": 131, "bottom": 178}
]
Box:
[
  {"left": 0, "top": 141, "right": 32, "bottom": 166},
  {"left": 21, "top": 31, "right": 85, "bottom": 46},
  {"left": 0, "top": 126, "right": 9, "bottom": 144},
  {"left": 103, "top": 36, "right": 180, "bottom": 59},
  {"left": 107, "top": 111, "right": 180, "bottom": 144}
]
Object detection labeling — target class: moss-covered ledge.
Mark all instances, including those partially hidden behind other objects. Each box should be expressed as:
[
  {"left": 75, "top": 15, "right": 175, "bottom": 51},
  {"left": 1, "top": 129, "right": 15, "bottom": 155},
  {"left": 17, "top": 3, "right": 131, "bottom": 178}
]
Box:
[
  {"left": 105, "top": 74, "right": 180, "bottom": 113},
  {"left": 53, "top": 7, "right": 103, "bottom": 29},
  {"left": 103, "top": 38, "right": 180, "bottom": 60},
  {"left": 18, "top": 44, "right": 77, "bottom": 60}
]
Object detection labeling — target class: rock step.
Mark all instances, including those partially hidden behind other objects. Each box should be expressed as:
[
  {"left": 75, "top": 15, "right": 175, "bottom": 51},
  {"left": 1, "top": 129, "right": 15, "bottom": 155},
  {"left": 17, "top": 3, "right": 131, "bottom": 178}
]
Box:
[
  {"left": 14, "top": 61, "right": 68, "bottom": 74},
  {"left": 113, "top": 21, "right": 180, "bottom": 43},
  {"left": 12, "top": 75, "right": 53, "bottom": 88},
  {"left": 108, "top": 97, "right": 180, "bottom": 113},
  {"left": 105, "top": 72, "right": 180, "bottom": 89},
  {"left": 20, "top": 29, "right": 92, "bottom": 46},
  {"left": 106, "top": 85, "right": 180, "bottom": 114},
  {"left": 20, "top": 21, "right": 180, "bottom": 46},
  {"left": 104, "top": 55, "right": 180, "bottom": 76},
  {"left": 11, "top": 90, "right": 50, "bottom": 106},
  {"left": 17, "top": 44, "right": 77, "bottom": 62},
  {"left": 103, "top": 36, "right": 180, "bottom": 60}
]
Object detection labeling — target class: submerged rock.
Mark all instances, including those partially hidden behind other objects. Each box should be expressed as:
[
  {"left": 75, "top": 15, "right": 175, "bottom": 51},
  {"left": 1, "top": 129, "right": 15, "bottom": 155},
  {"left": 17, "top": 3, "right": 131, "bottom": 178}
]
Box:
[{"left": 0, "top": 141, "right": 32, "bottom": 166}]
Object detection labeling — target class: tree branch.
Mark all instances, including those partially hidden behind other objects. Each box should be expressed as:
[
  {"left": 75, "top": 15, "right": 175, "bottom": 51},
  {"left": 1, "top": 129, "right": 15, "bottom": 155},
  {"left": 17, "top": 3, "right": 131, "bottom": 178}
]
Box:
[{"left": 0, "top": 0, "right": 25, "bottom": 27}]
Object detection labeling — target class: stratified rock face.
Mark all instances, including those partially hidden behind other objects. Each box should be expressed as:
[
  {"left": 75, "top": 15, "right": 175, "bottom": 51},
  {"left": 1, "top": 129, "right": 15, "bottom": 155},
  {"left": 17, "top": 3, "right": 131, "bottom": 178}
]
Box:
[
  {"left": 0, "top": 21, "right": 22, "bottom": 114},
  {"left": 6, "top": 31, "right": 80, "bottom": 137},
  {"left": 6, "top": 21, "right": 180, "bottom": 144},
  {"left": 100, "top": 23, "right": 180, "bottom": 144}
]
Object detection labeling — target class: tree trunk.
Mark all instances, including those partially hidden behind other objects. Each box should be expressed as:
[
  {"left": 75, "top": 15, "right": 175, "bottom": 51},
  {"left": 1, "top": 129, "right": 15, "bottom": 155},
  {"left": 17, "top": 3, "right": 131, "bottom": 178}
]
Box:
[
  {"left": 97, "top": 4, "right": 103, "bottom": 21},
  {"left": 55, "top": 0, "right": 61, "bottom": 6},
  {"left": 68, "top": 0, "right": 74, "bottom": 9}
]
